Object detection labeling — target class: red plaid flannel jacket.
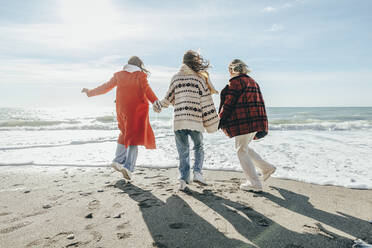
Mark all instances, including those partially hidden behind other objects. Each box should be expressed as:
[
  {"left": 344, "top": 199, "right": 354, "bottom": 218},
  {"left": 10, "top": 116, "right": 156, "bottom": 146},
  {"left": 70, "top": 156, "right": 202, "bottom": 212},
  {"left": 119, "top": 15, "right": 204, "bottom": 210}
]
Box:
[{"left": 218, "top": 74, "right": 268, "bottom": 139}]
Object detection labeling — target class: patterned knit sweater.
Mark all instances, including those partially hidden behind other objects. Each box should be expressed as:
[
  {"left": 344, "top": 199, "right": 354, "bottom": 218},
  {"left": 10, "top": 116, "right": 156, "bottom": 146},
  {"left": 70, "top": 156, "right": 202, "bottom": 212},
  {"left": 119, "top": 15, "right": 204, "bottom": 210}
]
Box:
[{"left": 161, "top": 65, "right": 219, "bottom": 133}]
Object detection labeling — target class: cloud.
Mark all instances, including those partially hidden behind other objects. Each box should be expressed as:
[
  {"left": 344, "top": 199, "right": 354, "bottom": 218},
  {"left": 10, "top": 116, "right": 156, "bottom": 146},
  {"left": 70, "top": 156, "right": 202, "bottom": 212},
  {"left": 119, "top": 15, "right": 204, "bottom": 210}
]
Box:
[
  {"left": 262, "top": 6, "right": 277, "bottom": 13},
  {"left": 0, "top": 0, "right": 236, "bottom": 57},
  {"left": 148, "top": 66, "right": 179, "bottom": 84},
  {"left": 262, "top": 0, "right": 305, "bottom": 13},
  {"left": 267, "top": 24, "right": 284, "bottom": 32},
  {"left": 251, "top": 69, "right": 372, "bottom": 107},
  {"left": 1, "top": 56, "right": 371, "bottom": 107},
  {"left": 0, "top": 57, "right": 179, "bottom": 86},
  {"left": 0, "top": 58, "right": 114, "bottom": 84}
]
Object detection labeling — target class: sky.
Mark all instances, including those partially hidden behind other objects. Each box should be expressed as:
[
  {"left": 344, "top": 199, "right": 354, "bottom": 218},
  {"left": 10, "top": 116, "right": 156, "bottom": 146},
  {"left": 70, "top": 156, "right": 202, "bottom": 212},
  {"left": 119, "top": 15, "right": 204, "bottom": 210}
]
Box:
[{"left": 0, "top": 0, "right": 371, "bottom": 108}]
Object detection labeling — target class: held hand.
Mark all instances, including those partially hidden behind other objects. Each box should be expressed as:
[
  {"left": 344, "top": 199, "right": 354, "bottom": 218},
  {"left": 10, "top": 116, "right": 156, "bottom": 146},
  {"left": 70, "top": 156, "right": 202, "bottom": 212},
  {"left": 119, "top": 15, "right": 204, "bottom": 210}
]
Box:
[
  {"left": 152, "top": 100, "right": 162, "bottom": 113},
  {"left": 81, "top": 88, "right": 89, "bottom": 96}
]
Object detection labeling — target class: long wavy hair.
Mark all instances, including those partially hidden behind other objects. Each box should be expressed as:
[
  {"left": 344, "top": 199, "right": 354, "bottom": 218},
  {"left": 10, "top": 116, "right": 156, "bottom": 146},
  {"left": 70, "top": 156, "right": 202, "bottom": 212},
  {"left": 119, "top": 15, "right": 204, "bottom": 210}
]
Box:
[
  {"left": 183, "top": 50, "right": 210, "bottom": 73},
  {"left": 127, "top": 56, "right": 150, "bottom": 75}
]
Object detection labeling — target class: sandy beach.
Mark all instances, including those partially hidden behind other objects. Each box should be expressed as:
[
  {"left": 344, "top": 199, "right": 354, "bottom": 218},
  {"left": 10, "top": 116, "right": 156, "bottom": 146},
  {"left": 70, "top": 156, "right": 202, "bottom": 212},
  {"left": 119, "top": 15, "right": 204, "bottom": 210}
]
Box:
[{"left": 0, "top": 165, "right": 371, "bottom": 248}]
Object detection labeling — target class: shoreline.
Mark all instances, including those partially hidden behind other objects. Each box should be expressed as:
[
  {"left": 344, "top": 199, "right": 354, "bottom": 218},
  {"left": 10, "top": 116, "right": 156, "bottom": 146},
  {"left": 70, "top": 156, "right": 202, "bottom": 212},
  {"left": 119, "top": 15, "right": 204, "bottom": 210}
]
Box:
[
  {"left": 1, "top": 163, "right": 371, "bottom": 190},
  {"left": 0, "top": 166, "right": 371, "bottom": 247}
]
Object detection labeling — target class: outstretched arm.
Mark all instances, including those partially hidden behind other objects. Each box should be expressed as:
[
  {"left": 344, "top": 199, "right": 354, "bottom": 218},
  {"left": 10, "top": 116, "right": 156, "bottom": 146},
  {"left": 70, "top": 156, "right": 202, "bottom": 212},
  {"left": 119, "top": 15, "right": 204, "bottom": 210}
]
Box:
[{"left": 82, "top": 76, "right": 117, "bottom": 97}]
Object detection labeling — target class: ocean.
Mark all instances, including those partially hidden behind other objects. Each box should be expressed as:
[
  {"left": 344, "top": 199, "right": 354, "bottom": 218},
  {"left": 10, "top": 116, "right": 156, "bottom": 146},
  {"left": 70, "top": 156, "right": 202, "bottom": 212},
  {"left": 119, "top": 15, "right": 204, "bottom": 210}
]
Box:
[{"left": 1, "top": 106, "right": 372, "bottom": 189}]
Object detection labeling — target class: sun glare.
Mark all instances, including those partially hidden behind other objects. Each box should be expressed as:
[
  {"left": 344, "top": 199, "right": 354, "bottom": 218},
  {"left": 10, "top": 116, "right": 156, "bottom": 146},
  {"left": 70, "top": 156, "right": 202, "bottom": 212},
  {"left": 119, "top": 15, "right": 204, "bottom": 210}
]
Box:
[
  {"left": 57, "top": 0, "right": 122, "bottom": 45},
  {"left": 59, "top": 0, "right": 119, "bottom": 25}
]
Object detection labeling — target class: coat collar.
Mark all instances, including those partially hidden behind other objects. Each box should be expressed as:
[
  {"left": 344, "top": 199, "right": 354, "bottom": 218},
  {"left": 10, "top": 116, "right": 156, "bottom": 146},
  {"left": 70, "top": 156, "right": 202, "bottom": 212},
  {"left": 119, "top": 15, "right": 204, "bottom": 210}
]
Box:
[
  {"left": 229, "top": 74, "right": 249, "bottom": 82},
  {"left": 123, "top": 64, "right": 141, "bottom": 73},
  {"left": 179, "top": 64, "right": 197, "bottom": 75}
]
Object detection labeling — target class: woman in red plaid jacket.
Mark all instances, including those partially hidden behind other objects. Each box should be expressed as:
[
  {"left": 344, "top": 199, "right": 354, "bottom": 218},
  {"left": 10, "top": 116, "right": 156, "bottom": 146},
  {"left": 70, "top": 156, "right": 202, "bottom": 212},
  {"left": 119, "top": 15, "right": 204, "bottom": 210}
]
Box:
[{"left": 218, "top": 59, "right": 276, "bottom": 192}]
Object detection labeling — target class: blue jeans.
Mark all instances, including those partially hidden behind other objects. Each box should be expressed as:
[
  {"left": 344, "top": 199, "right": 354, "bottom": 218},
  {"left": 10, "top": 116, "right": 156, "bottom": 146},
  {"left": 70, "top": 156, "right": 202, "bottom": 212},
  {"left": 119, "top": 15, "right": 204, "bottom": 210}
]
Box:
[
  {"left": 113, "top": 143, "right": 138, "bottom": 172},
  {"left": 174, "top": 130, "right": 204, "bottom": 181}
]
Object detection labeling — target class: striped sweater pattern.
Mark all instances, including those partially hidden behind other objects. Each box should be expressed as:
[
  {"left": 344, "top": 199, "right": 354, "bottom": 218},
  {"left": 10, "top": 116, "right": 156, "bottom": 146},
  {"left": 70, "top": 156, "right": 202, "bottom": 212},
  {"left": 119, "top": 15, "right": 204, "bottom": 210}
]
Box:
[{"left": 161, "top": 65, "right": 219, "bottom": 133}]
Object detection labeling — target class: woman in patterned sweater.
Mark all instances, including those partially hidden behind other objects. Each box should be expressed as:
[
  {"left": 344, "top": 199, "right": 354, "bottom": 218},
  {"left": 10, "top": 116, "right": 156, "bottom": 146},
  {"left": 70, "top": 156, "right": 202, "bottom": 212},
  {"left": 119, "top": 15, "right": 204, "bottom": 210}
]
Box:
[
  {"left": 158, "top": 50, "right": 219, "bottom": 190},
  {"left": 219, "top": 59, "right": 276, "bottom": 192}
]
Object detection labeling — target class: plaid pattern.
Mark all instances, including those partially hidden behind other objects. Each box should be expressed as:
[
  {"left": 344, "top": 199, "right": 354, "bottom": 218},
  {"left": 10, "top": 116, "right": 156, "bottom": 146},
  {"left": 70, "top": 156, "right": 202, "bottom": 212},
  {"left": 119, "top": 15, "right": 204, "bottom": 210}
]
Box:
[{"left": 218, "top": 74, "right": 268, "bottom": 139}]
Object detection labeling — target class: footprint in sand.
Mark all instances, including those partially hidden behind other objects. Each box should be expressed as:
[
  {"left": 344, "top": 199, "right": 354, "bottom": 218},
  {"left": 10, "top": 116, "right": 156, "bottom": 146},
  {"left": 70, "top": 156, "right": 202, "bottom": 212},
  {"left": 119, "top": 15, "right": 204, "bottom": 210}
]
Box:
[
  {"left": 144, "top": 175, "right": 163, "bottom": 179},
  {"left": 113, "top": 202, "right": 122, "bottom": 208},
  {"left": 152, "top": 182, "right": 167, "bottom": 187},
  {"left": 0, "top": 220, "right": 33, "bottom": 234},
  {"left": 117, "top": 232, "right": 132, "bottom": 239},
  {"left": 113, "top": 213, "right": 123, "bottom": 218},
  {"left": 38, "top": 231, "right": 85, "bottom": 247},
  {"left": 129, "top": 192, "right": 142, "bottom": 197},
  {"left": 42, "top": 204, "right": 53, "bottom": 209},
  {"left": 215, "top": 218, "right": 228, "bottom": 234},
  {"left": 257, "top": 219, "right": 270, "bottom": 227},
  {"left": 24, "top": 210, "right": 47, "bottom": 218},
  {"left": 116, "top": 221, "right": 130, "bottom": 230},
  {"left": 79, "top": 192, "right": 93, "bottom": 196},
  {"left": 168, "top": 222, "right": 190, "bottom": 229},
  {"left": 153, "top": 241, "right": 168, "bottom": 248},
  {"left": 138, "top": 202, "right": 152, "bottom": 208},
  {"left": 66, "top": 241, "right": 91, "bottom": 247},
  {"left": 91, "top": 231, "right": 103, "bottom": 242},
  {"left": 26, "top": 239, "right": 43, "bottom": 247},
  {"left": 1, "top": 216, "right": 20, "bottom": 224},
  {"left": 138, "top": 198, "right": 160, "bottom": 208},
  {"left": 84, "top": 223, "right": 96, "bottom": 230},
  {"left": 88, "top": 200, "right": 100, "bottom": 210},
  {"left": 48, "top": 195, "right": 63, "bottom": 201}
]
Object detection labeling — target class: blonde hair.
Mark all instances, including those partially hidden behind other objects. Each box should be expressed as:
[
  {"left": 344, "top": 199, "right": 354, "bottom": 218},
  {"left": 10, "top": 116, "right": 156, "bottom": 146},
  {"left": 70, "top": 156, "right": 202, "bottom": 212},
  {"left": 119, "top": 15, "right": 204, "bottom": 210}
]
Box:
[
  {"left": 127, "top": 56, "right": 150, "bottom": 75},
  {"left": 228, "top": 59, "right": 250, "bottom": 74}
]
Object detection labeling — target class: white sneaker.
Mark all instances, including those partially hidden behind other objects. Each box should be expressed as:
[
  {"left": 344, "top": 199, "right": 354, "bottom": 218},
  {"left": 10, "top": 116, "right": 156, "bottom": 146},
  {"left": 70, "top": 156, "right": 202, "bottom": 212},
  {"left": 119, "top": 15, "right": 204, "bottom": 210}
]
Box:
[
  {"left": 111, "top": 162, "right": 122, "bottom": 172},
  {"left": 240, "top": 181, "right": 263, "bottom": 192},
  {"left": 120, "top": 167, "right": 132, "bottom": 181},
  {"left": 179, "top": 179, "right": 187, "bottom": 191},
  {"left": 193, "top": 172, "right": 207, "bottom": 186},
  {"left": 262, "top": 167, "right": 276, "bottom": 181}
]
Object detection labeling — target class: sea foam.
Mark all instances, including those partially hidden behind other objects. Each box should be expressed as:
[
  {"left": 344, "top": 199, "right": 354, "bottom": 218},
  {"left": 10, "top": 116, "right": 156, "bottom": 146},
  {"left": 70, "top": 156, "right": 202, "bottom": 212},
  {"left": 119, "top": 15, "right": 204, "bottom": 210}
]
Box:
[{"left": 1, "top": 107, "right": 372, "bottom": 189}]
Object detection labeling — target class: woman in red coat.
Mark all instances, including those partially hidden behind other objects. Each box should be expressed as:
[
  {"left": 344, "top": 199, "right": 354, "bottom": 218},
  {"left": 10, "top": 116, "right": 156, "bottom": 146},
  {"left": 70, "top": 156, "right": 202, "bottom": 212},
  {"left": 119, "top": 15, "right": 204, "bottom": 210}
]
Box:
[
  {"left": 219, "top": 59, "right": 276, "bottom": 192},
  {"left": 82, "top": 56, "right": 162, "bottom": 180}
]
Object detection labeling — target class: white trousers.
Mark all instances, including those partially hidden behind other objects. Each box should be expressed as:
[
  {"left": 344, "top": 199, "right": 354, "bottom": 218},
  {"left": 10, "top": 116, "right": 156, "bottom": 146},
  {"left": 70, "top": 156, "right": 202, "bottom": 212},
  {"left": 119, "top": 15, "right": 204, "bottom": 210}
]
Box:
[{"left": 235, "top": 132, "right": 274, "bottom": 187}]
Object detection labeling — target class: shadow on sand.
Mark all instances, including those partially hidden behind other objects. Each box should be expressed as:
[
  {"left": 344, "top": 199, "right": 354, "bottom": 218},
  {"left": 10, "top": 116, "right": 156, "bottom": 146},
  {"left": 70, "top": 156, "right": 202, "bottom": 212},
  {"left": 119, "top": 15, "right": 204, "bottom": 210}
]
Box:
[
  {"left": 263, "top": 186, "right": 372, "bottom": 244},
  {"left": 187, "top": 188, "right": 357, "bottom": 248},
  {"left": 115, "top": 180, "right": 250, "bottom": 248},
  {"left": 114, "top": 180, "right": 367, "bottom": 248}
]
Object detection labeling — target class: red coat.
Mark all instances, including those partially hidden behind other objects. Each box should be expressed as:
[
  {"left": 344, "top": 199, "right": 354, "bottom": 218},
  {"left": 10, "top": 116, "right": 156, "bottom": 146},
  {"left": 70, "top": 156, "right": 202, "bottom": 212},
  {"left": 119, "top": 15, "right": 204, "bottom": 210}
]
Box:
[
  {"left": 87, "top": 71, "right": 158, "bottom": 149},
  {"left": 218, "top": 74, "right": 268, "bottom": 139}
]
